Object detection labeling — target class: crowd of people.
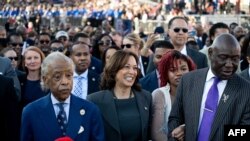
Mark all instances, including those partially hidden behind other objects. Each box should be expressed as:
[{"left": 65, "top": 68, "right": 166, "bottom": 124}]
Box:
[{"left": 1, "top": 1, "right": 250, "bottom": 140}]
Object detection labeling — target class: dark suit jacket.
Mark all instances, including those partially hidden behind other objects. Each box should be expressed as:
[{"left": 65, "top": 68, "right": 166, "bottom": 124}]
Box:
[
  {"left": 187, "top": 47, "right": 208, "bottom": 69},
  {"left": 0, "top": 75, "right": 19, "bottom": 141},
  {"left": 196, "top": 33, "right": 208, "bottom": 49},
  {"left": 0, "top": 57, "right": 21, "bottom": 100},
  {"left": 87, "top": 70, "right": 100, "bottom": 94},
  {"left": 21, "top": 94, "right": 105, "bottom": 141},
  {"left": 168, "top": 68, "right": 250, "bottom": 141},
  {"left": 139, "top": 70, "right": 159, "bottom": 93},
  {"left": 239, "top": 68, "right": 250, "bottom": 81},
  {"left": 89, "top": 56, "right": 103, "bottom": 75},
  {"left": 87, "top": 89, "right": 152, "bottom": 141},
  {"left": 141, "top": 56, "right": 149, "bottom": 76}
]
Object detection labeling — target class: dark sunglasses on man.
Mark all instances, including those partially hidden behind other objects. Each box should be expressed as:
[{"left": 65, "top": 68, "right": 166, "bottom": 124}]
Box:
[
  {"left": 40, "top": 40, "right": 50, "bottom": 44},
  {"left": 173, "top": 28, "right": 188, "bottom": 33},
  {"left": 51, "top": 47, "right": 64, "bottom": 52},
  {"left": 121, "top": 44, "right": 133, "bottom": 48},
  {"left": 8, "top": 56, "right": 18, "bottom": 61}
]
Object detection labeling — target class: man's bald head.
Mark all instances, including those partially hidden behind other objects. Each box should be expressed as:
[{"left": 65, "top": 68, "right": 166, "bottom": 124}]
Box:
[
  {"left": 211, "top": 33, "right": 240, "bottom": 50},
  {"left": 209, "top": 33, "right": 241, "bottom": 80}
]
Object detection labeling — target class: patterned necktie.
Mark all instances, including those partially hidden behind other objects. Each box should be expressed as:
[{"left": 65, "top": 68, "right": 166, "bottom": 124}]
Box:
[
  {"left": 198, "top": 77, "right": 220, "bottom": 141},
  {"left": 73, "top": 76, "right": 83, "bottom": 98},
  {"left": 57, "top": 103, "right": 67, "bottom": 136}
]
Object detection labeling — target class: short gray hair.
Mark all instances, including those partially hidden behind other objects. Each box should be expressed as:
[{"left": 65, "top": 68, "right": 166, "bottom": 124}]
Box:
[{"left": 40, "top": 52, "right": 74, "bottom": 91}]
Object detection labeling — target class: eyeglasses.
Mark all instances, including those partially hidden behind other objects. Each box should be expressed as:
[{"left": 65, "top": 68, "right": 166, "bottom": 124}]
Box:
[
  {"left": 98, "top": 40, "right": 111, "bottom": 46},
  {"left": 121, "top": 44, "right": 133, "bottom": 48},
  {"left": 51, "top": 47, "right": 64, "bottom": 52},
  {"left": 40, "top": 40, "right": 50, "bottom": 44},
  {"left": 173, "top": 28, "right": 188, "bottom": 33},
  {"left": 11, "top": 43, "right": 23, "bottom": 46},
  {"left": 8, "top": 57, "right": 18, "bottom": 61}
]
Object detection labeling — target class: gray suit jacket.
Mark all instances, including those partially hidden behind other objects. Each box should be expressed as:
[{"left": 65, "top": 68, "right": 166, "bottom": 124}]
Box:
[
  {"left": 87, "top": 89, "right": 152, "bottom": 141},
  {"left": 168, "top": 68, "right": 250, "bottom": 141},
  {"left": 0, "top": 57, "right": 21, "bottom": 100},
  {"left": 239, "top": 68, "right": 250, "bottom": 81}
]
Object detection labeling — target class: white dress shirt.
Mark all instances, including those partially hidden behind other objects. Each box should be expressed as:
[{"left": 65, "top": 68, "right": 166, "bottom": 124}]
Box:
[
  {"left": 139, "top": 56, "right": 145, "bottom": 77},
  {"left": 180, "top": 45, "right": 188, "bottom": 56}
]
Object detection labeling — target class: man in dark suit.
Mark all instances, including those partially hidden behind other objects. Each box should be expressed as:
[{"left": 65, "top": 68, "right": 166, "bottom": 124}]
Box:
[
  {"left": 0, "top": 75, "right": 19, "bottom": 141},
  {"left": 168, "top": 33, "right": 250, "bottom": 141},
  {"left": 240, "top": 66, "right": 250, "bottom": 81},
  {"left": 73, "top": 32, "right": 103, "bottom": 75},
  {"left": 20, "top": 52, "right": 105, "bottom": 141},
  {"left": 70, "top": 42, "right": 100, "bottom": 99},
  {"left": 167, "top": 16, "right": 208, "bottom": 69},
  {"left": 140, "top": 40, "right": 174, "bottom": 93},
  {"left": 239, "top": 45, "right": 250, "bottom": 81},
  {"left": 0, "top": 56, "right": 21, "bottom": 100},
  {"left": 194, "top": 23, "right": 208, "bottom": 50}
]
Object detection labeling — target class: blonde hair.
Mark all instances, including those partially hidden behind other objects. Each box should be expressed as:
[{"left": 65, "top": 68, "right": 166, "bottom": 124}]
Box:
[{"left": 22, "top": 46, "right": 45, "bottom": 74}]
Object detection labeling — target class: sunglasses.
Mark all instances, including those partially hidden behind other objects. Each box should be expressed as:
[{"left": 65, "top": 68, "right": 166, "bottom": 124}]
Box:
[
  {"left": 51, "top": 47, "right": 64, "bottom": 52},
  {"left": 173, "top": 28, "right": 188, "bottom": 33},
  {"left": 98, "top": 40, "right": 111, "bottom": 46},
  {"left": 121, "top": 44, "right": 133, "bottom": 48},
  {"left": 40, "top": 40, "right": 50, "bottom": 44},
  {"left": 11, "top": 43, "right": 23, "bottom": 46},
  {"left": 8, "top": 56, "right": 18, "bottom": 61}
]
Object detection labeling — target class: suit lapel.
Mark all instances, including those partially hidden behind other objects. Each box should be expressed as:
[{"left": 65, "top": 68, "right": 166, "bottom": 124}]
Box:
[
  {"left": 87, "top": 70, "right": 100, "bottom": 94},
  {"left": 134, "top": 90, "right": 149, "bottom": 138},
  {"left": 66, "top": 96, "right": 84, "bottom": 138},
  {"left": 151, "top": 70, "right": 159, "bottom": 88},
  {"left": 190, "top": 69, "right": 208, "bottom": 137},
  {"left": 100, "top": 91, "right": 120, "bottom": 133},
  {"left": 40, "top": 95, "right": 62, "bottom": 138},
  {"left": 210, "top": 75, "right": 239, "bottom": 139}
]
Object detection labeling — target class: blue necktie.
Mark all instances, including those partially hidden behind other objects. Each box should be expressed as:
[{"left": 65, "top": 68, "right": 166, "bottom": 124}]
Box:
[
  {"left": 198, "top": 77, "right": 220, "bottom": 141},
  {"left": 57, "top": 103, "right": 67, "bottom": 136},
  {"left": 73, "top": 76, "right": 83, "bottom": 98}
]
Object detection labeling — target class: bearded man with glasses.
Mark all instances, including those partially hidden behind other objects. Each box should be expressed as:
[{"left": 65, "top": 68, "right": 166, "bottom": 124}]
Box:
[{"left": 168, "top": 16, "right": 208, "bottom": 69}]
